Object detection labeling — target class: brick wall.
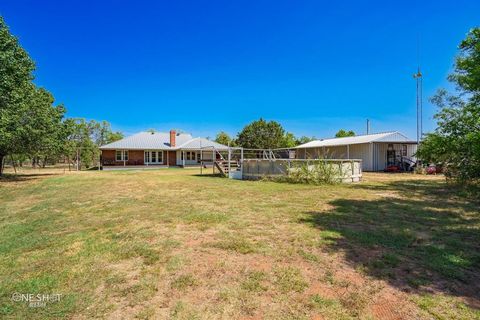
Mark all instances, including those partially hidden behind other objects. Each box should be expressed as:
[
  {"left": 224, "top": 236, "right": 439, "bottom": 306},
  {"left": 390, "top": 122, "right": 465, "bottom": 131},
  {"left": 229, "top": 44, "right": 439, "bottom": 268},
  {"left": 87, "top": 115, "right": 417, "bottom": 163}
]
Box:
[{"left": 101, "top": 150, "right": 145, "bottom": 165}]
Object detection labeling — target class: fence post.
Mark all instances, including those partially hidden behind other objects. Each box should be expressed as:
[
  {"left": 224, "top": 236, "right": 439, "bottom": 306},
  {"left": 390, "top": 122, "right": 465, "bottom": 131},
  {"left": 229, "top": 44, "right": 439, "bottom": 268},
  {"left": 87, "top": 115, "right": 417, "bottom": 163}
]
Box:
[
  {"left": 241, "top": 148, "right": 244, "bottom": 177},
  {"left": 228, "top": 147, "right": 231, "bottom": 178}
]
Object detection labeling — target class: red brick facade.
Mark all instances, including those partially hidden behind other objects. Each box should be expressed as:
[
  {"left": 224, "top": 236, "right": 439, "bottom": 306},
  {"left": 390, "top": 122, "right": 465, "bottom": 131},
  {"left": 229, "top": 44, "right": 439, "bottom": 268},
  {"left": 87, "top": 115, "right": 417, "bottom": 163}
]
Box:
[
  {"left": 169, "top": 130, "right": 176, "bottom": 147},
  {"left": 101, "top": 150, "right": 145, "bottom": 166},
  {"left": 102, "top": 150, "right": 181, "bottom": 166}
]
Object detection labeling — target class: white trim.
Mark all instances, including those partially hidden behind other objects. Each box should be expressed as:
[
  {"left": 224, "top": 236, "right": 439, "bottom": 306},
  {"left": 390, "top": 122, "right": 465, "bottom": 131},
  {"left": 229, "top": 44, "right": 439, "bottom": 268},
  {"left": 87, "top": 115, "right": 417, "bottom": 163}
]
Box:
[
  {"left": 115, "top": 150, "right": 128, "bottom": 161},
  {"left": 144, "top": 150, "right": 164, "bottom": 165}
]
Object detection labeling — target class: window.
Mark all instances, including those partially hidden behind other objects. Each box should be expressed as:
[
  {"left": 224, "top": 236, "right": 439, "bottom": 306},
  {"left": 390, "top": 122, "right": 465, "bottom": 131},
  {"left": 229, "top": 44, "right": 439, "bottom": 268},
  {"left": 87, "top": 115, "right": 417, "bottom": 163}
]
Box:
[
  {"left": 182, "top": 151, "right": 196, "bottom": 161},
  {"left": 116, "top": 150, "right": 128, "bottom": 161},
  {"left": 145, "top": 151, "right": 163, "bottom": 163},
  {"left": 402, "top": 144, "right": 407, "bottom": 156}
]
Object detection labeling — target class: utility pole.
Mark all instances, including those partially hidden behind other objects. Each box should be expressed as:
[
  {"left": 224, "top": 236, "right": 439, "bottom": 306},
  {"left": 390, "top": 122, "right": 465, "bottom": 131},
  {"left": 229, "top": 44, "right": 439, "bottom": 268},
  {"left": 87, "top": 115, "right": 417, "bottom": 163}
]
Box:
[
  {"left": 366, "top": 119, "right": 370, "bottom": 134},
  {"left": 413, "top": 68, "right": 423, "bottom": 144}
]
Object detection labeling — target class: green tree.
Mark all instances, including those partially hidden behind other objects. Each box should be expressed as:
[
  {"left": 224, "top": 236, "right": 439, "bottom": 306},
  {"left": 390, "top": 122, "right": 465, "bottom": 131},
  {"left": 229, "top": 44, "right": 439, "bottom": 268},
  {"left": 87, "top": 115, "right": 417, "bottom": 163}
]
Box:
[
  {"left": 296, "top": 136, "right": 316, "bottom": 145},
  {"left": 0, "top": 17, "right": 68, "bottom": 174},
  {"left": 68, "top": 119, "right": 98, "bottom": 169},
  {"left": 89, "top": 120, "right": 123, "bottom": 146},
  {"left": 416, "top": 27, "right": 480, "bottom": 185},
  {"left": 282, "top": 132, "right": 298, "bottom": 148},
  {"left": 215, "top": 131, "right": 235, "bottom": 146},
  {"left": 25, "top": 87, "right": 68, "bottom": 167},
  {"left": 64, "top": 119, "right": 123, "bottom": 169},
  {"left": 106, "top": 131, "right": 124, "bottom": 144},
  {"left": 335, "top": 129, "right": 355, "bottom": 138},
  {"left": 0, "top": 16, "right": 35, "bottom": 173},
  {"left": 236, "top": 118, "right": 286, "bottom": 149}
]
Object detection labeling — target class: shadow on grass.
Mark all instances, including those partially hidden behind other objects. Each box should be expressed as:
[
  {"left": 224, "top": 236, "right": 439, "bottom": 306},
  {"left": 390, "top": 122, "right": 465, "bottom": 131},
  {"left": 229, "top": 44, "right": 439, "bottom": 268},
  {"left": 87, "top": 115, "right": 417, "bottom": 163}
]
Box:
[
  {"left": 299, "top": 179, "right": 480, "bottom": 307},
  {"left": 192, "top": 173, "right": 225, "bottom": 178},
  {"left": 0, "top": 173, "right": 58, "bottom": 183}
]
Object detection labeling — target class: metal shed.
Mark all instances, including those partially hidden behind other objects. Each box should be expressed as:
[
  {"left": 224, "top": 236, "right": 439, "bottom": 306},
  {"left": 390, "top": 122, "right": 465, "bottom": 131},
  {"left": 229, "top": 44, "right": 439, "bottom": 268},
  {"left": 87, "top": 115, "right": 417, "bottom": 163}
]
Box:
[{"left": 295, "top": 131, "right": 418, "bottom": 171}]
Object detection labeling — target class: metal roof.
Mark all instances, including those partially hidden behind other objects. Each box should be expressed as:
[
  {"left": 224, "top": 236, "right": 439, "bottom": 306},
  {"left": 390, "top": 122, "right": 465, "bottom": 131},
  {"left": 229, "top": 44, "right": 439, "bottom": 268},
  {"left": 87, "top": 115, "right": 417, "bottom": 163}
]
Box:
[
  {"left": 100, "top": 131, "right": 228, "bottom": 150},
  {"left": 178, "top": 137, "right": 229, "bottom": 150},
  {"left": 295, "top": 131, "right": 416, "bottom": 148}
]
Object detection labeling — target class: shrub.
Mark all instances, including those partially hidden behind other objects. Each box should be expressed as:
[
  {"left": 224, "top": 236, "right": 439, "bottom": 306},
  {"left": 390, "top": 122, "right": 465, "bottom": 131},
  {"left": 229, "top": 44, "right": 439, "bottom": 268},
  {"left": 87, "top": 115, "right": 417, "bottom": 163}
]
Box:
[{"left": 285, "top": 161, "right": 344, "bottom": 185}]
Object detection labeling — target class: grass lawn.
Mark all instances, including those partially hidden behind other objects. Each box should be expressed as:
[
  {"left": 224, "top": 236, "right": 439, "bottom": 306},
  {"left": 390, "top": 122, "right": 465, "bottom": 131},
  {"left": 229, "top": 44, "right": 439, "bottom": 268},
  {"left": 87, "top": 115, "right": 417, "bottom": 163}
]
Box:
[{"left": 0, "top": 168, "right": 479, "bottom": 319}]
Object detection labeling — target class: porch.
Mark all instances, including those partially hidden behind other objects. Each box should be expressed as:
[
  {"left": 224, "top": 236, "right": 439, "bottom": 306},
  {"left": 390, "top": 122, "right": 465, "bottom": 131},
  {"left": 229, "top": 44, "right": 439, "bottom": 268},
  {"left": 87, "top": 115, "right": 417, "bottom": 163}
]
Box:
[
  {"left": 100, "top": 149, "right": 219, "bottom": 168},
  {"left": 102, "top": 165, "right": 170, "bottom": 171}
]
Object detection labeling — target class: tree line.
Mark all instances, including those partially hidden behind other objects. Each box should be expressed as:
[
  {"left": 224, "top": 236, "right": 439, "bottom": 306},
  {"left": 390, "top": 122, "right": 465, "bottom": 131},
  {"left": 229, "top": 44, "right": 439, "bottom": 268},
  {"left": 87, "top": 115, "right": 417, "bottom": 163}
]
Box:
[
  {"left": 0, "top": 17, "right": 122, "bottom": 175},
  {"left": 214, "top": 119, "right": 315, "bottom": 149},
  {"left": 214, "top": 119, "right": 355, "bottom": 149}
]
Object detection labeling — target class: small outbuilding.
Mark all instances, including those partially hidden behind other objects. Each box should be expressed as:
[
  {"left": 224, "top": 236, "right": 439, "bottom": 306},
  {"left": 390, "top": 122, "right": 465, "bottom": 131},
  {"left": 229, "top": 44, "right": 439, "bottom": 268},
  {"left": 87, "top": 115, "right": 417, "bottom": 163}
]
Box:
[{"left": 294, "top": 131, "right": 417, "bottom": 171}]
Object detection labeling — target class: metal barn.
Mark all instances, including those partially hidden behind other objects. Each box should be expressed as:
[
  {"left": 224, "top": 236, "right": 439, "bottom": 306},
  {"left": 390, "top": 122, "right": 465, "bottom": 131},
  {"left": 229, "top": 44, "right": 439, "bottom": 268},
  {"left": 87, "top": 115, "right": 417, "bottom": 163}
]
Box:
[{"left": 295, "top": 131, "right": 417, "bottom": 171}]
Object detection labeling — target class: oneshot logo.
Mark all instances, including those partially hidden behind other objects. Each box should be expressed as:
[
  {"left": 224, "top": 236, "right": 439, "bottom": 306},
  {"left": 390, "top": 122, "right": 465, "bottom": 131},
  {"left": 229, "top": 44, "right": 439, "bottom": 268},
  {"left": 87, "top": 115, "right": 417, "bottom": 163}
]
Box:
[{"left": 11, "top": 292, "right": 62, "bottom": 308}]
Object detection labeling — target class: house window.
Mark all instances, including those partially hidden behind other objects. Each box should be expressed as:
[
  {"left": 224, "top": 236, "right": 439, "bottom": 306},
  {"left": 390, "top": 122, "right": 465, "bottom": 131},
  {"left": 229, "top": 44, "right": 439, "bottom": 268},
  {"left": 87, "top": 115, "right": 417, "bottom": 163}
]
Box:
[
  {"left": 402, "top": 144, "right": 407, "bottom": 156},
  {"left": 116, "top": 150, "right": 128, "bottom": 161},
  {"left": 151, "top": 151, "right": 156, "bottom": 163},
  {"left": 158, "top": 151, "right": 163, "bottom": 163}
]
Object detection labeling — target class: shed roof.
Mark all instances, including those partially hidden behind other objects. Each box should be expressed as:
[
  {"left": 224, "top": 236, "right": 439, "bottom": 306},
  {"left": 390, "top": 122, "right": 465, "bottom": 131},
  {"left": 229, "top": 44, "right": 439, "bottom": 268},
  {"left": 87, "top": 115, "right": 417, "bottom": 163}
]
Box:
[
  {"left": 99, "top": 131, "right": 228, "bottom": 150},
  {"left": 295, "top": 131, "right": 416, "bottom": 148}
]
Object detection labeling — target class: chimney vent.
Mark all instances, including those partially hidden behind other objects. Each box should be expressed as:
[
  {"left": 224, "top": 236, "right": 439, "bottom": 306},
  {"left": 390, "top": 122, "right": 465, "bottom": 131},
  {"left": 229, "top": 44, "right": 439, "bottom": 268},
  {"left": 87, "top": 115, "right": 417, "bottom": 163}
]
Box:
[{"left": 170, "top": 130, "right": 176, "bottom": 147}]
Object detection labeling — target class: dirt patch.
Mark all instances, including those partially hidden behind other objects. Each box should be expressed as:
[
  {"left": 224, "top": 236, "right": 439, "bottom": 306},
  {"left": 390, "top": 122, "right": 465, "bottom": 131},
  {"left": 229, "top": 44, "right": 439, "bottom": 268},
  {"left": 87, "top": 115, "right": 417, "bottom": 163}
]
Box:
[{"left": 368, "top": 286, "right": 421, "bottom": 320}]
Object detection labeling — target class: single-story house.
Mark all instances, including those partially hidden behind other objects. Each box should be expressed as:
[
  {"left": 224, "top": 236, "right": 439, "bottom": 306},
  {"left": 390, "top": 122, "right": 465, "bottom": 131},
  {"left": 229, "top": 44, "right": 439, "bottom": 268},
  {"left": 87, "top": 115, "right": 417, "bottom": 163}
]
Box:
[
  {"left": 295, "top": 131, "right": 418, "bottom": 171},
  {"left": 100, "top": 130, "right": 229, "bottom": 167}
]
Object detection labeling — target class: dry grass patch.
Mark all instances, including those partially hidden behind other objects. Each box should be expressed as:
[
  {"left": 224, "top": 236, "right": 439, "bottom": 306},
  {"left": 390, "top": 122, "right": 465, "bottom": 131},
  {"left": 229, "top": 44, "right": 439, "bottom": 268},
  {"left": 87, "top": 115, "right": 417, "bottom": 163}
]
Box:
[{"left": 0, "top": 169, "right": 479, "bottom": 319}]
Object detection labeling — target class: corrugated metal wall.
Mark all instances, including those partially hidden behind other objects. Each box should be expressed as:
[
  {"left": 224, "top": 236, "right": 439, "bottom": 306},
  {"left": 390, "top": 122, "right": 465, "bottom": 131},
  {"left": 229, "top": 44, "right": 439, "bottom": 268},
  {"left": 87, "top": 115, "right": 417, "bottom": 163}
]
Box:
[
  {"left": 297, "top": 144, "right": 373, "bottom": 171},
  {"left": 298, "top": 142, "right": 417, "bottom": 171},
  {"left": 348, "top": 144, "right": 373, "bottom": 171}
]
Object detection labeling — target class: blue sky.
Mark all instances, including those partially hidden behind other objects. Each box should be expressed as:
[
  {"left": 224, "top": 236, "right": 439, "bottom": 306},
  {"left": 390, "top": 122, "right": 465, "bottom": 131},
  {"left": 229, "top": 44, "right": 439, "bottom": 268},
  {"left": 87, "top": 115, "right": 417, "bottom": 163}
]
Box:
[{"left": 1, "top": 1, "right": 479, "bottom": 139}]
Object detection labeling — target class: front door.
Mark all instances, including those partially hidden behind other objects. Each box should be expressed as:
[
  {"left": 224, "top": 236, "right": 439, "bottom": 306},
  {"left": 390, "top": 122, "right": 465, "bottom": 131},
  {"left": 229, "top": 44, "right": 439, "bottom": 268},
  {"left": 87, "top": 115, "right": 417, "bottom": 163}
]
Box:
[{"left": 144, "top": 151, "right": 163, "bottom": 164}]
